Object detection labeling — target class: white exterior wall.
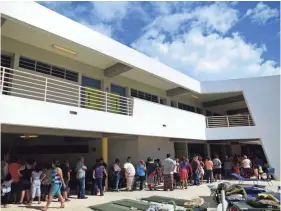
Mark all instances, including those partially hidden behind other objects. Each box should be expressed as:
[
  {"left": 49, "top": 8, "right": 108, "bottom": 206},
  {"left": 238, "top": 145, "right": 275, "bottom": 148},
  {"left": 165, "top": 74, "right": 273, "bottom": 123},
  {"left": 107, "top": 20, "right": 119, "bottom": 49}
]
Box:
[
  {"left": 138, "top": 136, "right": 175, "bottom": 162},
  {"left": 202, "top": 76, "right": 280, "bottom": 179},
  {"left": 0, "top": 96, "right": 206, "bottom": 140}
]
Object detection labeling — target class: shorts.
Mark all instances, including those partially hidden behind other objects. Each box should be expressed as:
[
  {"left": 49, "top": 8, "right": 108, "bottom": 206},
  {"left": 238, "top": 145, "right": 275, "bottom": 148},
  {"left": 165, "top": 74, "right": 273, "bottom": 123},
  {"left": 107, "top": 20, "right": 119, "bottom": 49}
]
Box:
[
  {"left": 50, "top": 183, "right": 62, "bottom": 196},
  {"left": 11, "top": 182, "right": 21, "bottom": 193},
  {"left": 31, "top": 184, "right": 41, "bottom": 198},
  {"left": 41, "top": 184, "right": 51, "bottom": 195},
  {"left": 213, "top": 168, "right": 221, "bottom": 175},
  {"left": 61, "top": 180, "right": 69, "bottom": 193},
  {"left": 20, "top": 180, "right": 31, "bottom": 191}
]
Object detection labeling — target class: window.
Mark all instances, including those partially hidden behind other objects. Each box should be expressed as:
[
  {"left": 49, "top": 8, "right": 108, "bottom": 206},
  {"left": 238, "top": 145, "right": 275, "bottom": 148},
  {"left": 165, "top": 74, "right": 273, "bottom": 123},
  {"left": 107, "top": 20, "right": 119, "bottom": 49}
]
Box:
[
  {"left": 19, "top": 57, "right": 36, "bottom": 70},
  {"left": 178, "top": 102, "right": 195, "bottom": 112},
  {"left": 160, "top": 98, "right": 167, "bottom": 105},
  {"left": 1, "top": 55, "right": 13, "bottom": 95},
  {"left": 206, "top": 110, "right": 213, "bottom": 116},
  {"left": 65, "top": 70, "right": 78, "bottom": 82},
  {"left": 130, "top": 88, "right": 159, "bottom": 103},
  {"left": 1, "top": 55, "right": 12, "bottom": 68},
  {"left": 18, "top": 56, "right": 78, "bottom": 82},
  {"left": 51, "top": 66, "right": 65, "bottom": 79},
  {"left": 196, "top": 107, "right": 203, "bottom": 114},
  {"left": 171, "top": 101, "right": 177, "bottom": 108},
  {"left": 36, "top": 61, "right": 51, "bottom": 74}
]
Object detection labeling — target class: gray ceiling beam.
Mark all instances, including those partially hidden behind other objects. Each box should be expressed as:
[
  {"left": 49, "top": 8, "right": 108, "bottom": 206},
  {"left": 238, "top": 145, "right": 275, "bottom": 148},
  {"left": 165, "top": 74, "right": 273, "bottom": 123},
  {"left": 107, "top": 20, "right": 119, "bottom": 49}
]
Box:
[
  {"left": 202, "top": 94, "right": 244, "bottom": 108},
  {"left": 104, "top": 62, "right": 132, "bottom": 78},
  {"left": 166, "top": 87, "right": 190, "bottom": 97},
  {"left": 1, "top": 17, "right": 6, "bottom": 27}
]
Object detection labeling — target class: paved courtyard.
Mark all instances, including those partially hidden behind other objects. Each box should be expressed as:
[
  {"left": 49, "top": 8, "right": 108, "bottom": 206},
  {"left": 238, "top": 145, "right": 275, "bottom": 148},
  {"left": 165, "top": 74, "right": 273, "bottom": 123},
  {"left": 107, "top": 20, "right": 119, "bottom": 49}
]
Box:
[{"left": 4, "top": 181, "right": 280, "bottom": 211}]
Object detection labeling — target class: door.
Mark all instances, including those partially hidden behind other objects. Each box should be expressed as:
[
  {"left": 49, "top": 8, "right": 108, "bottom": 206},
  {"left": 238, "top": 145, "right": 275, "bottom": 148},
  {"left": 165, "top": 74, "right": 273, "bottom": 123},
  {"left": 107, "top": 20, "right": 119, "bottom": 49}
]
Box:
[
  {"left": 81, "top": 76, "right": 102, "bottom": 111},
  {"left": 110, "top": 84, "right": 126, "bottom": 114}
]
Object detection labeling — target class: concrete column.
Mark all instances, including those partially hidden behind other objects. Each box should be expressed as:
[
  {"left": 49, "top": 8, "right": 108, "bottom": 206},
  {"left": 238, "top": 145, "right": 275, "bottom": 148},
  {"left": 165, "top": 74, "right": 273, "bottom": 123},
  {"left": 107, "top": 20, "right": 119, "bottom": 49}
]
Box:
[
  {"left": 206, "top": 143, "right": 211, "bottom": 158},
  {"left": 13, "top": 54, "right": 20, "bottom": 69},
  {"left": 101, "top": 78, "right": 110, "bottom": 92},
  {"left": 186, "top": 143, "right": 189, "bottom": 159},
  {"left": 102, "top": 137, "right": 108, "bottom": 190}
]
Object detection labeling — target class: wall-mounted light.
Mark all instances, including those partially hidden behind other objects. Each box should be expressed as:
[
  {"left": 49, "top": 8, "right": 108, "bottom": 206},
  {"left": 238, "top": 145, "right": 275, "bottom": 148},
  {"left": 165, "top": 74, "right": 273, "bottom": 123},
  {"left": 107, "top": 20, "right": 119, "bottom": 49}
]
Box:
[
  {"left": 20, "top": 135, "right": 38, "bottom": 139},
  {"left": 51, "top": 44, "right": 77, "bottom": 56},
  {"left": 192, "top": 95, "right": 199, "bottom": 99}
]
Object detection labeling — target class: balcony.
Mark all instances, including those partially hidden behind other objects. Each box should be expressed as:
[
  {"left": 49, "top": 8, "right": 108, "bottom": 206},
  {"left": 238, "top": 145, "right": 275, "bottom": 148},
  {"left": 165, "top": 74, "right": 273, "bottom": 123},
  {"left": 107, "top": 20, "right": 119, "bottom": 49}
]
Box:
[
  {"left": 206, "top": 115, "right": 254, "bottom": 128},
  {"left": 0, "top": 66, "right": 133, "bottom": 116}
]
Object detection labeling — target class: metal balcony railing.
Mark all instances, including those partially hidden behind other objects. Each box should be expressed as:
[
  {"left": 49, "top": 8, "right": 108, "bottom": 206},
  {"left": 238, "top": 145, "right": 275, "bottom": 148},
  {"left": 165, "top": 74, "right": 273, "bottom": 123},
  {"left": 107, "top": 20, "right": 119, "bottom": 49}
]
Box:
[
  {"left": 0, "top": 66, "right": 134, "bottom": 116},
  {"left": 206, "top": 115, "right": 254, "bottom": 128}
]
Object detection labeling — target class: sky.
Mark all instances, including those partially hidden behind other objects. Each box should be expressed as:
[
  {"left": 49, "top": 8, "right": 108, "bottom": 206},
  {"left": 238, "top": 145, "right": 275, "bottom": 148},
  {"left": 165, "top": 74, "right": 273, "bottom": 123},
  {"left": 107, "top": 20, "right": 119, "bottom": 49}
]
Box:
[{"left": 40, "top": 1, "right": 280, "bottom": 81}]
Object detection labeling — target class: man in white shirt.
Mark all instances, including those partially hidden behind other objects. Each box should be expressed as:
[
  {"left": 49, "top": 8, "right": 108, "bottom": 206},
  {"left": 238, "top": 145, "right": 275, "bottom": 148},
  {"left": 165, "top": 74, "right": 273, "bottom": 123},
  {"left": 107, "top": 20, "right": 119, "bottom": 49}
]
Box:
[
  {"left": 123, "top": 157, "right": 135, "bottom": 191},
  {"left": 162, "top": 154, "right": 176, "bottom": 191},
  {"left": 76, "top": 157, "right": 87, "bottom": 199},
  {"left": 241, "top": 155, "right": 251, "bottom": 178}
]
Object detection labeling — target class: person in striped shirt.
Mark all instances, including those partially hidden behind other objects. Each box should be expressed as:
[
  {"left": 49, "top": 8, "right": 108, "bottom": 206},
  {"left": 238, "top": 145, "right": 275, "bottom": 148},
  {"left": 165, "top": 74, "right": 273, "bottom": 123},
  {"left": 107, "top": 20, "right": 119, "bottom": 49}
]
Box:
[{"left": 41, "top": 160, "right": 66, "bottom": 211}]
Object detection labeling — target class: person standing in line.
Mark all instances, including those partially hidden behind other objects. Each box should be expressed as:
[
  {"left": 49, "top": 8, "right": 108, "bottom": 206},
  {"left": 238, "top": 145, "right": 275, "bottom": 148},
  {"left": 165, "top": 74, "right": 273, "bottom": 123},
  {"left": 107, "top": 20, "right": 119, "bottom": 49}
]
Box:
[
  {"left": 146, "top": 158, "right": 158, "bottom": 190},
  {"left": 76, "top": 157, "right": 87, "bottom": 199},
  {"left": 163, "top": 154, "right": 176, "bottom": 191},
  {"left": 136, "top": 160, "right": 146, "bottom": 191},
  {"left": 224, "top": 156, "right": 232, "bottom": 179},
  {"left": 8, "top": 157, "right": 21, "bottom": 204},
  {"left": 41, "top": 163, "right": 52, "bottom": 202},
  {"left": 241, "top": 155, "right": 251, "bottom": 178},
  {"left": 180, "top": 158, "right": 191, "bottom": 189},
  {"left": 198, "top": 156, "right": 205, "bottom": 184},
  {"left": 1, "top": 173, "right": 13, "bottom": 208},
  {"left": 93, "top": 159, "right": 107, "bottom": 196},
  {"left": 212, "top": 155, "right": 222, "bottom": 182},
  {"left": 41, "top": 160, "right": 66, "bottom": 211},
  {"left": 173, "top": 158, "right": 180, "bottom": 188},
  {"left": 29, "top": 165, "right": 46, "bottom": 205},
  {"left": 1, "top": 153, "right": 10, "bottom": 182},
  {"left": 18, "top": 160, "right": 34, "bottom": 204},
  {"left": 112, "top": 159, "right": 121, "bottom": 192},
  {"left": 99, "top": 157, "right": 108, "bottom": 192},
  {"left": 191, "top": 156, "right": 200, "bottom": 186},
  {"left": 123, "top": 157, "right": 136, "bottom": 191},
  {"left": 60, "top": 161, "right": 70, "bottom": 202},
  {"left": 155, "top": 159, "right": 162, "bottom": 185},
  {"left": 205, "top": 157, "right": 213, "bottom": 183}
]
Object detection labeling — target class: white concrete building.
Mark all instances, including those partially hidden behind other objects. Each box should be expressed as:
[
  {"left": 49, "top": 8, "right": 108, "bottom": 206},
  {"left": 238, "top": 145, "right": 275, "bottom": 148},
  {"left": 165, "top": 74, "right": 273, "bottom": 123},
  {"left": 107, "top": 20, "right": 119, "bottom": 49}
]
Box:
[{"left": 0, "top": 2, "right": 280, "bottom": 179}]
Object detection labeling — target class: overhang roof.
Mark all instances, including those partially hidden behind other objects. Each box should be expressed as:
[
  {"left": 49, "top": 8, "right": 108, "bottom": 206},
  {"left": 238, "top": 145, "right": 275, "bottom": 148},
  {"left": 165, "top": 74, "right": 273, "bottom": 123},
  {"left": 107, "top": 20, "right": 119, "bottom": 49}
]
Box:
[{"left": 0, "top": 1, "right": 200, "bottom": 92}]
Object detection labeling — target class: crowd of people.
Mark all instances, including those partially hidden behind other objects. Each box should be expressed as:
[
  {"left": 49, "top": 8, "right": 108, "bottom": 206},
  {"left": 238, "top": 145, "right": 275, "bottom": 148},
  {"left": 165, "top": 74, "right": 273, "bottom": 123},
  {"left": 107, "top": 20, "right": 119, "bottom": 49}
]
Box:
[{"left": 1, "top": 152, "right": 269, "bottom": 209}]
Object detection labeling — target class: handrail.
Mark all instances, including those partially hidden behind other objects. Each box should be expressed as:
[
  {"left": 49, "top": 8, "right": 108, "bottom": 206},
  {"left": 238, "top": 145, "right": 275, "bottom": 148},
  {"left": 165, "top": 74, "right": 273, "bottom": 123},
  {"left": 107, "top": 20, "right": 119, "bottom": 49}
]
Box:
[
  {"left": 0, "top": 66, "right": 134, "bottom": 116},
  {"left": 206, "top": 115, "right": 254, "bottom": 128}
]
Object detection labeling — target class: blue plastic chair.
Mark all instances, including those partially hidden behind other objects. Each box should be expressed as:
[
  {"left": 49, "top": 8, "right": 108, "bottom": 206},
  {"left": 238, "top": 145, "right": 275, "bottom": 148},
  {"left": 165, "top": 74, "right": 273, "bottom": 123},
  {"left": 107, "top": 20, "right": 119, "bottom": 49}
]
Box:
[
  {"left": 231, "top": 173, "right": 258, "bottom": 185},
  {"left": 266, "top": 168, "right": 275, "bottom": 186}
]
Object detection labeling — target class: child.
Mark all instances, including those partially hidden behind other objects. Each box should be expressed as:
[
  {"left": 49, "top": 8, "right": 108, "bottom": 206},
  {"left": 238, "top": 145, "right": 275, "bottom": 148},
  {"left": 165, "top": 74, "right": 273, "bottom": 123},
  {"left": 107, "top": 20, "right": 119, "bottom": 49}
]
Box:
[
  {"left": 258, "top": 165, "right": 263, "bottom": 179},
  {"left": 1, "top": 173, "right": 13, "bottom": 208},
  {"left": 233, "top": 163, "right": 240, "bottom": 175},
  {"left": 29, "top": 166, "right": 45, "bottom": 205},
  {"left": 253, "top": 165, "right": 259, "bottom": 178}
]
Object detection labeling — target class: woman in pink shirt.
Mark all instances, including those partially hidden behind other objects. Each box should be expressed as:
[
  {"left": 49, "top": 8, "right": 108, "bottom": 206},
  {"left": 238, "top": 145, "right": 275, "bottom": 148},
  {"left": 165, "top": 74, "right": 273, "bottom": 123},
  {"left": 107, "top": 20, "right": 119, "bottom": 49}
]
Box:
[{"left": 205, "top": 157, "right": 213, "bottom": 183}]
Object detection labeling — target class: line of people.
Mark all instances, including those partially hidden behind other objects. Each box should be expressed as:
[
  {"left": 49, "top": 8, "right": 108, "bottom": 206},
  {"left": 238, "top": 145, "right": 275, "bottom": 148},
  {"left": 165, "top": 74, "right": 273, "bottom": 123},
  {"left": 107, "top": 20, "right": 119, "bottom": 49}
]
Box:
[{"left": 1, "top": 152, "right": 269, "bottom": 209}]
